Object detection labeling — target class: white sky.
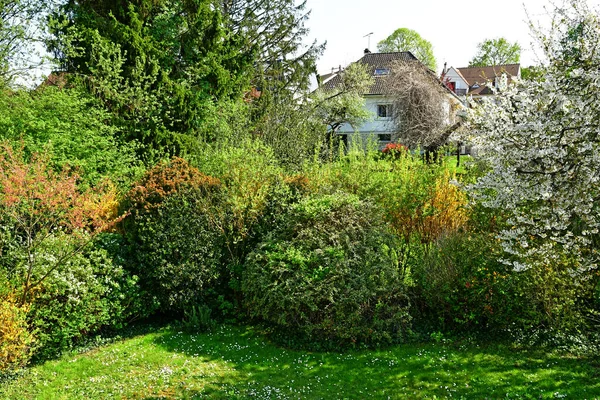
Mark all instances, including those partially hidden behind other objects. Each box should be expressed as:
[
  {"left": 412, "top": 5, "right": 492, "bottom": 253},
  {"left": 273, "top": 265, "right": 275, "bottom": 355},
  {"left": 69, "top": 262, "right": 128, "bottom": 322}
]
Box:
[{"left": 304, "top": 0, "right": 600, "bottom": 75}]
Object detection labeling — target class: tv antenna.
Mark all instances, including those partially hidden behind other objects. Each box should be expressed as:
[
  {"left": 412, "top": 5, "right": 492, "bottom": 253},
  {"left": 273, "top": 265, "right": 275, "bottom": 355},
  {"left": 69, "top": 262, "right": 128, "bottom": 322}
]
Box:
[{"left": 363, "top": 32, "right": 374, "bottom": 50}]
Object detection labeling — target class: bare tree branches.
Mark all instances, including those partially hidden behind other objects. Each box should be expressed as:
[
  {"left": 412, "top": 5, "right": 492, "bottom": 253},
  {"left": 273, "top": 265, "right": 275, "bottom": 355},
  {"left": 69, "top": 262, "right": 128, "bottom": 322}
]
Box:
[{"left": 385, "top": 60, "right": 453, "bottom": 150}]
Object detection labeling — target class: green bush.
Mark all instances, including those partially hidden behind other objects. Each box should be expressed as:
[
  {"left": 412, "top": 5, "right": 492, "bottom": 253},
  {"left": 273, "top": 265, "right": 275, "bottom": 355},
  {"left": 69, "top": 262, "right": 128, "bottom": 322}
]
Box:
[
  {"left": 0, "top": 289, "right": 35, "bottom": 374},
  {"left": 123, "top": 157, "right": 224, "bottom": 313},
  {"left": 0, "top": 86, "right": 142, "bottom": 188},
  {"left": 125, "top": 190, "right": 224, "bottom": 313},
  {"left": 411, "top": 232, "right": 516, "bottom": 333},
  {"left": 242, "top": 194, "right": 411, "bottom": 348},
  {"left": 26, "top": 233, "right": 142, "bottom": 360}
]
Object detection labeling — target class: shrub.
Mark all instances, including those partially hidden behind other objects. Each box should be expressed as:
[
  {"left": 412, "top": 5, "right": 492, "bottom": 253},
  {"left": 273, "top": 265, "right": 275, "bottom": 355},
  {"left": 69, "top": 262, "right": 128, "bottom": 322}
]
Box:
[
  {"left": 411, "top": 232, "right": 515, "bottom": 333},
  {"left": 0, "top": 291, "right": 35, "bottom": 374},
  {"left": 0, "top": 86, "right": 142, "bottom": 188},
  {"left": 0, "top": 143, "right": 124, "bottom": 306},
  {"left": 123, "top": 158, "right": 223, "bottom": 313},
  {"left": 25, "top": 234, "right": 142, "bottom": 360},
  {"left": 381, "top": 142, "right": 408, "bottom": 158},
  {"left": 191, "top": 141, "right": 294, "bottom": 302},
  {"left": 242, "top": 194, "right": 411, "bottom": 348},
  {"left": 304, "top": 149, "right": 469, "bottom": 245}
]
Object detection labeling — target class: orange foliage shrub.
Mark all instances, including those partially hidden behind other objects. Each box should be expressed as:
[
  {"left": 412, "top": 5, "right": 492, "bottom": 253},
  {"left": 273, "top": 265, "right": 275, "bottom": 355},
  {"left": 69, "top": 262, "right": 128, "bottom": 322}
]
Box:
[
  {"left": 0, "top": 143, "right": 124, "bottom": 305},
  {"left": 126, "top": 157, "right": 220, "bottom": 213}
]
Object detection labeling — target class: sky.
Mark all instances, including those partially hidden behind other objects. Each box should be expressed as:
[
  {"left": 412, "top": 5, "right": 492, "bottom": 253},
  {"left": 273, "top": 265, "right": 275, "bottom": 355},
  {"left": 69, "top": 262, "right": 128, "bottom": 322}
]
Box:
[{"left": 304, "top": 0, "right": 600, "bottom": 75}]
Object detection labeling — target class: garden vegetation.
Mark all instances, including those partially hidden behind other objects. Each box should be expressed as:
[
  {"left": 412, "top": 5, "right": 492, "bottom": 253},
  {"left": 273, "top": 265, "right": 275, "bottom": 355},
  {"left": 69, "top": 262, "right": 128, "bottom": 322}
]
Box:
[{"left": 0, "top": 0, "right": 599, "bottom": 397}]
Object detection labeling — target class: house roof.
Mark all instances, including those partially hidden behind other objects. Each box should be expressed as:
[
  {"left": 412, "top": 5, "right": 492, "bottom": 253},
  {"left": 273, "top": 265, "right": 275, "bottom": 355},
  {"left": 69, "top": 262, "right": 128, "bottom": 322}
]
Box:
[
  {"left": 323, "top": 51, "right": 418, "bottom": 95},
  {"left": 456, "top": 64, "right": 520, "bottom": 86}
]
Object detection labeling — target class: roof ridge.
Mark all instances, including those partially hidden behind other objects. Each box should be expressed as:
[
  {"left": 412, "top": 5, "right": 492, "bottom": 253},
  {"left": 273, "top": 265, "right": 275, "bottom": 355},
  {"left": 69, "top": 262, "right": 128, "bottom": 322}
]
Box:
[{"left": 457, "top": 63, "right": 521, "bottom": 69}]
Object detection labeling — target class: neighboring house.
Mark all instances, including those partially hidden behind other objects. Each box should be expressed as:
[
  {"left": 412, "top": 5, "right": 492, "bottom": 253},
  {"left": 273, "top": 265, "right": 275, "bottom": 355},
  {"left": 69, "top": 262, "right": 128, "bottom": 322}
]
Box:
[
  {"left": 322, "top": 51, "right": 461, "bottom": 148},
  {"left": 442, "top": 64, "right": 521, "bottom": 98}
]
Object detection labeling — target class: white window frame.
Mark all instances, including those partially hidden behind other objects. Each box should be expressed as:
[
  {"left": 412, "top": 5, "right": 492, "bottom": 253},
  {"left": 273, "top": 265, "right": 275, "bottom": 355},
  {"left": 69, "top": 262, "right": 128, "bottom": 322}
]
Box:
[{"left": 377, "top": 104, "right": 392, "bottom": 119}]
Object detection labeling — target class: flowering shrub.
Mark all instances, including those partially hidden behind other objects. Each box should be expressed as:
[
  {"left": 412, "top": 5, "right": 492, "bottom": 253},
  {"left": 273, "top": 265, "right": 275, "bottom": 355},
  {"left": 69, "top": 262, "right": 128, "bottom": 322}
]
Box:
[
  {"left": 381, "top": 142, "right": 408, "bottom": 158},
  {"left": 0, "top": 144, "right": 123, "bottom": 305}
]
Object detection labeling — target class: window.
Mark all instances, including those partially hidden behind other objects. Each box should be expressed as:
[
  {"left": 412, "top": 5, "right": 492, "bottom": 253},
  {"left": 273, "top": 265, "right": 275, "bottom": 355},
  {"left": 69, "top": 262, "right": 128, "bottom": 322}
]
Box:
[
  {"left": 378, "top": 134, "right": 392, "bottom": 142},
  {"left": 374, "top": 68, "right": 390, "bottom": 75},
  {"left": 377, "top": 104, "right": 391, "bottom": 118}
]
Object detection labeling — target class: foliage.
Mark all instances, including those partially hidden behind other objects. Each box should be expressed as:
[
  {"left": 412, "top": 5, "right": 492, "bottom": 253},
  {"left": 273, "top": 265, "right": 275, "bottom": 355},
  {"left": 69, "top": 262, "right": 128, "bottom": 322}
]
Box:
[
  {"left": 305, "top": 149, "right": 469, "bottom": 247},
  {"left": 181, "top": 304, "right": 215, "bottom": 333},
  {"left": 313, "top": 62, "right": 374, "bottom": 134},
  {"left": 377, "top": 27, "right": 437, "bottom": 71},
  {"left": 469, "top": 37, "right": 521, "bottom": 67},
  {"left": 520, "top": 65, "right": 545, "bottom": 81},
  {"left": 192, "top": 140, "right": 290, "bottom": 270},
  {"left": 0, "top": 85, "right": 142, "bottom": 188},
  {"left": 26, "top": 234, "right": 143, "bottom": 360},
  {"left": 243, "top": 194, "right": 412, "bottom": 347},
  {"left": 385, "top": 60, "right": 459, "bottom": 156},
  {"left": 411, "top": 231, "right": 518, "bottom": 333},
  {"left": 48, "top": 0, "right": 254, "bottom": 160},
  {"left": 256, "top": 62, "right": 374, "bottom": 168},
  {"left": 220, "top": 0, "right": 324, "bottom": 98},
  {"left": 0, "top": 289, "right": 34, "bottom": 373},
  {"left": 381, "top": 142, "right": 408, "bottom": 158},
  {"left": 123, "top": 157, "right": 222, "bottom": 313},
  {"left": 0, "top": 0, "right": 50, "bottom": 86},
  {"left": 461, "top": 0, "right": 600, "bottom": 276},
  {"left": 0, "top": 144, "right": 122, "bottom": 305}
]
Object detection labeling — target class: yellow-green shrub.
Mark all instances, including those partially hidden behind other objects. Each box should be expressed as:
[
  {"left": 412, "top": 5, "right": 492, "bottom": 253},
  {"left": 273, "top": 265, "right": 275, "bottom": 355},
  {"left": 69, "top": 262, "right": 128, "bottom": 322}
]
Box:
[{"left": 0, "top": 293, "right": 35, "bottom": 373}]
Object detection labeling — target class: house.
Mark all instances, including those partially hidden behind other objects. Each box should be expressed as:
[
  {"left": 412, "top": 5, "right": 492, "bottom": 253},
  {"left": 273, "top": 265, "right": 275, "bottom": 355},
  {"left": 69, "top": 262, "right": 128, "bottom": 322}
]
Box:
[
  {"left": 321, "top": 51, "right": 462, "bottom": 148},
  {"left": 442, "top": 64, "right": 521, "bottom": 98}
]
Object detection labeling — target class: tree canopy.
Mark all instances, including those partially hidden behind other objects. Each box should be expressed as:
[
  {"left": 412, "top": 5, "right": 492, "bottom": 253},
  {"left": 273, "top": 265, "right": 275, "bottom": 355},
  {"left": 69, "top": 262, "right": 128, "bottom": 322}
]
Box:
[
  {"left": 469, "top": 37, "right": 521, "bottom": 67},
  {"left": 47, "top": 0, "right": 255, "bottom": 160},
  {"left": 377, "top": 28, "right": 437, "bottom": 71}
]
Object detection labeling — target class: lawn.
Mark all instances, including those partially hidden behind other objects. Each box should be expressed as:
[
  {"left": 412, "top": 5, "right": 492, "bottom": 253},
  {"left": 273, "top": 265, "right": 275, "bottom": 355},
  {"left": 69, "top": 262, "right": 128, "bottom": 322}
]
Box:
[{"left": 1, "top": 324, "right": 599, "bottom": 399}]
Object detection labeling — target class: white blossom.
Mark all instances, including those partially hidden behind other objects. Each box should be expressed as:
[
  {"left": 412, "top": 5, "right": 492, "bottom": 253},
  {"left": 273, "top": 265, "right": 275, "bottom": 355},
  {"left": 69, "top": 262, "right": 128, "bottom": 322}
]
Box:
[{"left": 458, "top": 0, "right": 600, "bottom": 274}]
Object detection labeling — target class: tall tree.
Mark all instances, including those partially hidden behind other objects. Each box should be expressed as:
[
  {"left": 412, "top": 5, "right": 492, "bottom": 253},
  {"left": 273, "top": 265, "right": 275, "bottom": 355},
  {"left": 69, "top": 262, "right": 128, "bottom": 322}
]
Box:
[
  {"left": 469, "top": 37, "right": 521, "bottom": 67},
  {"left": 47, "top": 0, "right": 254, "bottom": 160},
  {"left": 377, "top": 28, "right": 437, "bottom": 71},
  {"left": 219, "top": 0, "right": 325, "bottom": 100}
]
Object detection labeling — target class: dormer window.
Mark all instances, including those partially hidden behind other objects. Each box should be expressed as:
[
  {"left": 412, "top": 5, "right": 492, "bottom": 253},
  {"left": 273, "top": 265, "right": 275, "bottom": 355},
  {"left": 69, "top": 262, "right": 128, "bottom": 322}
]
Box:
[{"left": 374, "top": 68, "right": 390, "bottom": 76}]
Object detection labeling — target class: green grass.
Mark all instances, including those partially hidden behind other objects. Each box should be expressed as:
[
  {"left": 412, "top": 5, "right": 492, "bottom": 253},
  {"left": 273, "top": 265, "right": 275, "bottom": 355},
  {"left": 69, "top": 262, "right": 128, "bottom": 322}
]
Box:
[{"left": 2, "top": 325, "right": 599, "bottom": 399}]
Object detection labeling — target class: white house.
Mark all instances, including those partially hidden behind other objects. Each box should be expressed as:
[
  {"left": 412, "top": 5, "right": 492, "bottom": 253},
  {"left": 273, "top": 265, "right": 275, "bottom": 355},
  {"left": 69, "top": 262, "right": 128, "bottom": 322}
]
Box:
[
  {"left": 442, "top": 64, "right": 521, "bottom": 98},
  {"left": 322, "top": 51, "right": 462, "bottom": 148}
]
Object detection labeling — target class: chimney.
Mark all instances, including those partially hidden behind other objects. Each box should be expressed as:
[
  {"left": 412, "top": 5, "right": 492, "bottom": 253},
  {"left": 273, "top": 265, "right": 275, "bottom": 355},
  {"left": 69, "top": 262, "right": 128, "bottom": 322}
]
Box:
[
  {"left": 338, "top": 65, "right": 342, "bottom": 72},
  {"left": 364, "top": 48, "right": 371, "bottom": 54}
]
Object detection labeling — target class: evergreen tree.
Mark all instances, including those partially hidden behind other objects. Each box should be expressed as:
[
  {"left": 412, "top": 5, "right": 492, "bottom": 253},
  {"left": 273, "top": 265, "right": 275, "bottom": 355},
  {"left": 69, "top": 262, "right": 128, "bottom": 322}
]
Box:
[
  {"left": 219, "top": 0, "right": 324, "bottom": 100},
  {"left": 48, "top": 0, "right": 254, "bottom": 160}
]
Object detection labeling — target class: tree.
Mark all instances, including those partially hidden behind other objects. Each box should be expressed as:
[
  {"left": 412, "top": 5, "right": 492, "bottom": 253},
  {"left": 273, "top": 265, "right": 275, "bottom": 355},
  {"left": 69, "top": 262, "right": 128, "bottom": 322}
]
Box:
[
  {"left": 461, "top": 0, "right": 600, "bottom": 274},
  {"left": 47, "top": 0, "right": 254, "bottom": 160},
  {"left": 469, "top": 37, "right": 521, "bottom": 67},
  {"left": 0, "top": 0, "right": 50, "bottom": 86},
  {"left": 313, "top": 62, "right": 373, "bottom": 135},
  {"left": 377, "top": 28, "right": 437, "bottom": 71},
  {"left": 385, "top": 60, "right": 458, "bottom": 161},
  {"left": 219, "top": 0, "right": 325, "bottom": 100}
]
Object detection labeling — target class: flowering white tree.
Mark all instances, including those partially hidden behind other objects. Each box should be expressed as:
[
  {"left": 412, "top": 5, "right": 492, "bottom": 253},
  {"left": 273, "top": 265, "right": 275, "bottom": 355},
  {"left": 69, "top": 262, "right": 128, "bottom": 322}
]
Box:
[{"left": 461, "top": 0, "right": 600, "bottom": 274}]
